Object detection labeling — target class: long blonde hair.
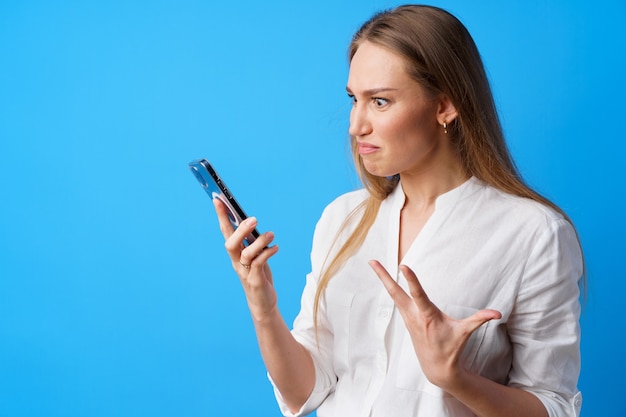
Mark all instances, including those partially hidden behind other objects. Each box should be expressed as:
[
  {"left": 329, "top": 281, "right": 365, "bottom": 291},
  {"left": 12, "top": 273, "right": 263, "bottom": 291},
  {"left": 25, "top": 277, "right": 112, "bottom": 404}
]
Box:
[{"left": 313, "top": 5, "right": 582, "bottom": 329}]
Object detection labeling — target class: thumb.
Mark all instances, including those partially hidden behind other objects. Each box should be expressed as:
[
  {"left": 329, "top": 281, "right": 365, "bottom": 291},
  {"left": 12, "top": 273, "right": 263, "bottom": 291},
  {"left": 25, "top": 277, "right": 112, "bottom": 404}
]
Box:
[{"left": 462, "top": 309, "right": 502, "bottom": 334}]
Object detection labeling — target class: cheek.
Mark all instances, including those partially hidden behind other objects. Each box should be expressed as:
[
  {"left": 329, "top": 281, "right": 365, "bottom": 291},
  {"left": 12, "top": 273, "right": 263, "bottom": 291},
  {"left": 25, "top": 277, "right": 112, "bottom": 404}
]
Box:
[
  {"left": 378, "top": 111, "right": 413, "bottom": 135},
  {"left": 382, "top": 111, "right": 432, "bottom": 143},
  {"left": 408, "top": 104, "right": 441, "bottom": 137}
]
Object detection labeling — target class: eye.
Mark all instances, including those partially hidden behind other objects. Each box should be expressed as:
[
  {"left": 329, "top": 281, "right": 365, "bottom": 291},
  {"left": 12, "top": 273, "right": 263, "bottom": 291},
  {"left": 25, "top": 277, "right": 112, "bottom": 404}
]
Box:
[
  {"left": 347, "top": 93, "right": 356, "bottom": 104},
  {"left": 372, "top": 97, "right": 389, "bottom": 108}
]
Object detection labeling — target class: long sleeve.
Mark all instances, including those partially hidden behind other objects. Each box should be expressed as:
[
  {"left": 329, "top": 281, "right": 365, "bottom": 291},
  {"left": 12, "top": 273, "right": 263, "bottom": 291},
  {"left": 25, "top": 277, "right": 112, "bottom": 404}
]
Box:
[
  {"left": 507, "top": 218, "right": 584, "bottom": 416},
  {"left": 270, "top": 190, "right": 369, "bottom": 416}
]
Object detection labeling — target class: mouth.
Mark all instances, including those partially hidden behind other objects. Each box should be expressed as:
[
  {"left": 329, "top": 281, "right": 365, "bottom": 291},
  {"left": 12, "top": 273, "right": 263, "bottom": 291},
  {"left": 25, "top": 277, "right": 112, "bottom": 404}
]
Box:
[{"left": 358, "top": 142, "right": 380, "bottom": 155}]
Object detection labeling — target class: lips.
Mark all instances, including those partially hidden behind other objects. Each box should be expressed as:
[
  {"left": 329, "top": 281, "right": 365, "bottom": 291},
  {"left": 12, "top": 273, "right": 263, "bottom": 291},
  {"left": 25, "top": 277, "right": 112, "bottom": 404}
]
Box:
[{"left": 358, "top": 142, "right": 379, "bottom": 155}]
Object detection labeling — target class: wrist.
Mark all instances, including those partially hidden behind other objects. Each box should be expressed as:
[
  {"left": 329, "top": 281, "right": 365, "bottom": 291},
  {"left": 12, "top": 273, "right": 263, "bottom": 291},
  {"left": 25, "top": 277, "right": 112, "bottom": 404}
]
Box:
[
  {"left": 250, "top": 303, "right": 281, "bottom": 326},
  {"left": 437, "top": 366, "right": 474, "bottom": 397}
]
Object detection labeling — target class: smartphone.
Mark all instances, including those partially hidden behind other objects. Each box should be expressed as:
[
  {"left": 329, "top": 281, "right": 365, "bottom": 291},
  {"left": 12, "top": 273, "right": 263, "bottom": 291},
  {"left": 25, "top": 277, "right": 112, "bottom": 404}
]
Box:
[{"left": 188, "top": 158, "right": 260, "bottom": 246}]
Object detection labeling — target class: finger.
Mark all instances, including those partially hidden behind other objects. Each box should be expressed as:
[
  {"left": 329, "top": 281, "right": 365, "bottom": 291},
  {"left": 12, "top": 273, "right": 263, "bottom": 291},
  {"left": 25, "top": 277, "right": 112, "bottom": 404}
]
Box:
[
  {"left": 223, "top": 216, "right": 259, "bottom": 255},
  {"left": 238, "top": 245, "right": 279, "bottom": 276},
  {"left": 369, "top": 260, "right": 412, "bottom": 306},
  {"left": 251, "top": 240, "right": 279, "bottom": 267},
  {"left": 368, "top": 259, "right": 397, "bottom": 292},
  {"left": 240, "top": 231, "right": 277, "bottom": 266},
  {"left": 213, "top": 198, "right": 260, "bottom": 249},
  {"left": 213, "top": 198, "right": 235, "bottom": 239},
  {"left": 399, "top": 264, "right": 439, "bottom": 317},
  {"left": 461, "top": 309, "right": 502, "bottom": 334}
]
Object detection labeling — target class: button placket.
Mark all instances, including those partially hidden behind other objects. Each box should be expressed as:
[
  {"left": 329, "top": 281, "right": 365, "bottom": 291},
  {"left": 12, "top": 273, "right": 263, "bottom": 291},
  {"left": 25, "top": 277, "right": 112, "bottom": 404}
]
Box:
[
  {"left": 373, "top": 292, "right": 395, "bottom": 372},
  {"left": 362, "top": 294, "right": 395, "bottom": 415}
]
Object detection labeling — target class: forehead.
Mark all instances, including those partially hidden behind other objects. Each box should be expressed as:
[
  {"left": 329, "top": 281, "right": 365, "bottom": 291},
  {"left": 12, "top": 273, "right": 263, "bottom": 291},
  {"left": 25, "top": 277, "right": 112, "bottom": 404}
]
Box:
[{"left": 347, "top": 41, "right": 413, "bottom": 90}]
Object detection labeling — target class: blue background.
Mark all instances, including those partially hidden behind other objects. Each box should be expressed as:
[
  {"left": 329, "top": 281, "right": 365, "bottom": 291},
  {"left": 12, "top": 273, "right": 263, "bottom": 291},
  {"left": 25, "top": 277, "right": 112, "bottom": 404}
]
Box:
[{"left": 1, "top": 1, "right": 624, "bottom": 416}]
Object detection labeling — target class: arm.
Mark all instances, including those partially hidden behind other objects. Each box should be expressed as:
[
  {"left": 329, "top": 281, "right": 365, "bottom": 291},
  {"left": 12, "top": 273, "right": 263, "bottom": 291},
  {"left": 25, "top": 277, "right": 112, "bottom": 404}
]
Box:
[
  {"left": 370, "top": 212, "right": 584, "bottom": 417},
  {"left": 438, "top": 368, "right": 548, "bottom": 417},
  {"left": 369, "top": 261, "right": 548, "bottom": 417},
  {"left": 251, "top": 306, "right": 316, "bottom": 413},
  {"left": 213, "top": 199, "right": 315, "bottom": 413},
  {"left": 505, "top": 219, "right": 583, "bottom": 416}
]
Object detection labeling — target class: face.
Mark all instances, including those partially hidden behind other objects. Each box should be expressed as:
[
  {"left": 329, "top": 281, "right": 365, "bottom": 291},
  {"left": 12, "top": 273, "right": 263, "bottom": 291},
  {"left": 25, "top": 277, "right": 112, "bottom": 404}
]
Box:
[{"left": 347, "top": 41, "right": 453, "bottom": 179}]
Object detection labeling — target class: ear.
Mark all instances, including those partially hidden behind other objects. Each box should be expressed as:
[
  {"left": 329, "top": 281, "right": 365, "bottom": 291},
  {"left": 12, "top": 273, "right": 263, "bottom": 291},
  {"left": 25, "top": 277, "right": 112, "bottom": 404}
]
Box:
[{"left": 436, "top": 94, "right": 458, "bottom": 126}]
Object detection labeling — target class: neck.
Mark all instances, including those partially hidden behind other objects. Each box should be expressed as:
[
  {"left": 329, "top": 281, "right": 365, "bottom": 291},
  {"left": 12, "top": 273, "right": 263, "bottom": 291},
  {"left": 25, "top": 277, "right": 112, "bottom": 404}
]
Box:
[{"left": 399, "top": 163, "right": 469, "bottom": 210}]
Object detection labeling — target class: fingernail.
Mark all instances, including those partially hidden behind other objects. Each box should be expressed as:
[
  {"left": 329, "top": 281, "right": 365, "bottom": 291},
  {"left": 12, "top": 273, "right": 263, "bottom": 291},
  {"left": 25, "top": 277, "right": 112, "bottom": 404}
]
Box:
[{"left": 246, "top": 217, "right": 257, "bottom": 225}]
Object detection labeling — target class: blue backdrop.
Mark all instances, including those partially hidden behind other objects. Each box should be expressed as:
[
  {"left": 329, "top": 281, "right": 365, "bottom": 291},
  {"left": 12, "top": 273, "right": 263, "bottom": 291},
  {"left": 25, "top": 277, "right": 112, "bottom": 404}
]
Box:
[{"left": 1, "top": 1, "right": 624, "bottom": 416}]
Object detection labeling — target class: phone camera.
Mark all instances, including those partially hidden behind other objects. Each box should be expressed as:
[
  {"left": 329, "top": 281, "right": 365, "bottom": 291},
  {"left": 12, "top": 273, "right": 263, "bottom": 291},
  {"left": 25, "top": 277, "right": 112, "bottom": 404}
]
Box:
[{"left": 190, "top": 165, "right": 208, "bottom": 188}]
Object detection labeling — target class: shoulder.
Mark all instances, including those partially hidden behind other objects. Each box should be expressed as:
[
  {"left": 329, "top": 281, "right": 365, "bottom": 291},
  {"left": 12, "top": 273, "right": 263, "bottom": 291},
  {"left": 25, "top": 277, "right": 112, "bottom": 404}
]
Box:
[
  {"left": 436, "top": 179, "right": 580, "bottom": 263},
  {"left": 315, "top": 188, "right": 369, "bottom": 234},
  {"left": 321, "top": 188, "right": 370, "bottom": 216},
  {"left": 463, "top": 181, "right": 583, "bottom": 292},
  {"left": 471, "top": 181, "right": 581, "bottom": 263},
  {"left": 308, "top": 188, "right": 369, "bottom": 263},
  {"left": 475, "top": 180, "right": 568, "bottom": 230}
]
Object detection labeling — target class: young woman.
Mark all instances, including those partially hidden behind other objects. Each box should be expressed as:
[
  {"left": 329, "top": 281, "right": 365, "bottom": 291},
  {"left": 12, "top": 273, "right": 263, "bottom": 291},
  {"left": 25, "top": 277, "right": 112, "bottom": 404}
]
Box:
[{"left": 213, "top": 5, "right": 583, "bottom": 417}]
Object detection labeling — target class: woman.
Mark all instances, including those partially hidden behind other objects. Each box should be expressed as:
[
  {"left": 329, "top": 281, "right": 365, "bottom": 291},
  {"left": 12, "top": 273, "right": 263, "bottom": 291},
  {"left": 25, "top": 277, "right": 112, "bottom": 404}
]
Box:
[{"left": 213, "top": 5, "right": 583, "bottom": 417}]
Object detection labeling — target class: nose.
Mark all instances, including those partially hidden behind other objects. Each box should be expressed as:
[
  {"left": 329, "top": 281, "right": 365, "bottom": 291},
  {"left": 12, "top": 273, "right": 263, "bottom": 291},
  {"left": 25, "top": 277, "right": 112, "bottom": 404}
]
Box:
[{"left": 349, "top": 103, "right": 372, "bottom": 137}]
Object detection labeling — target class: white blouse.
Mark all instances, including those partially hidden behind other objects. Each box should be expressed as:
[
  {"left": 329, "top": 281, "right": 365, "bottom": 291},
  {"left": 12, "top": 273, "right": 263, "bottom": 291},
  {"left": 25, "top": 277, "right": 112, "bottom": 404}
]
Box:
[{"left": 273, "top": 177, "right": 583, "bottom": 417}]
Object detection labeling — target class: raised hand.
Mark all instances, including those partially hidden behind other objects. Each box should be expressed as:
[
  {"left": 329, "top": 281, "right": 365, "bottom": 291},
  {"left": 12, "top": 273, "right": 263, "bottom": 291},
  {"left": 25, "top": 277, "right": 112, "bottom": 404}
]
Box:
[{"left": 368, "top": 260, "right": 502, "bottom": 391}]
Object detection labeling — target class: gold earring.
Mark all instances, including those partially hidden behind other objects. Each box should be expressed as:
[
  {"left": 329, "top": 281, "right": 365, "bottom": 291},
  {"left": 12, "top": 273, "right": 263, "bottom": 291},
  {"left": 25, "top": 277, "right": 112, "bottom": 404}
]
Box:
[{"left": 443, "top": 121, "right": 448, "bottom": 134}]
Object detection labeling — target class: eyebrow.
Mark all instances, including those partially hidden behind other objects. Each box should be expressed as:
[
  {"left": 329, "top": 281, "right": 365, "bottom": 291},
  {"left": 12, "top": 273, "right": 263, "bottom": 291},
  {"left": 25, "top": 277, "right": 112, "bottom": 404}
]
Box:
[{"left": 345, "top": 86, "right": 399, "bottom": 95}]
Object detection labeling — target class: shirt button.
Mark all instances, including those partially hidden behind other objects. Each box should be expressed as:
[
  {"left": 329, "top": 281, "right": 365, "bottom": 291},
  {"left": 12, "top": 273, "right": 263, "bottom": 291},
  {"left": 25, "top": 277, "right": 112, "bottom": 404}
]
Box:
[
  {"left": 378, "top": 308, "right": 391, "bottom": 318},
  {"left": 574, "top": 396, "right": 582, "bottom": 407}
]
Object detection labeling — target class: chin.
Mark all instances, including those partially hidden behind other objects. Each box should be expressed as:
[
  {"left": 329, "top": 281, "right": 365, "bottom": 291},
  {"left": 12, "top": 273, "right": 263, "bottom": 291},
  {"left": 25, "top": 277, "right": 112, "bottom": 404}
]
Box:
[{"left": 364, "top": 165, "right": 397, "bottom": 179}]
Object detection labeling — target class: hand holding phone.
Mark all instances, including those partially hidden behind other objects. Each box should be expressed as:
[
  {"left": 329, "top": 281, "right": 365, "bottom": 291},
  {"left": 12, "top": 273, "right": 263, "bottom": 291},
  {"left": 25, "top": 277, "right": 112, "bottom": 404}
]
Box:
[{"left": 188, "top": 159, "right": 260, "bottom": 246}]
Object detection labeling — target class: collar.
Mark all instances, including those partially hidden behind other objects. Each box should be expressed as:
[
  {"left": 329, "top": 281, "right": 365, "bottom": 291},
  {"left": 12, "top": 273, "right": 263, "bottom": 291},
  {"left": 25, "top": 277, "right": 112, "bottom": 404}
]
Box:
[{"left": 387, "top": 176, "right": 485, "bottom": 212}]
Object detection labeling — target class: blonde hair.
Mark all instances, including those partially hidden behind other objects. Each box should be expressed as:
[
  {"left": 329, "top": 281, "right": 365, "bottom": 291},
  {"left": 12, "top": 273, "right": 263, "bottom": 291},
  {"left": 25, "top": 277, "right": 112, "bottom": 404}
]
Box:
[{"left": 313, "top": 5, "right": 583, "bottom": 329}]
